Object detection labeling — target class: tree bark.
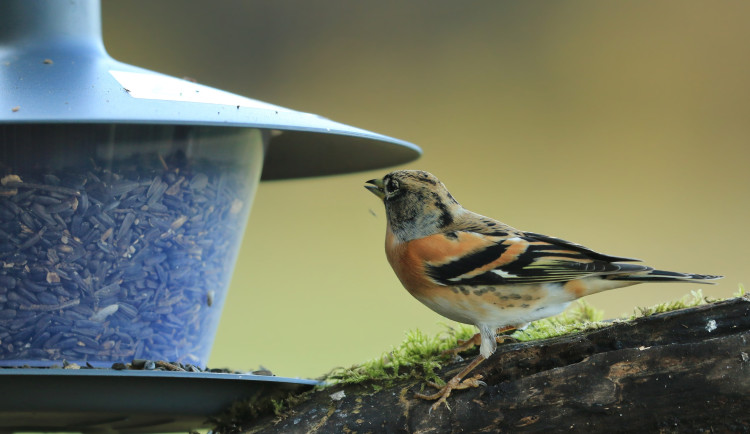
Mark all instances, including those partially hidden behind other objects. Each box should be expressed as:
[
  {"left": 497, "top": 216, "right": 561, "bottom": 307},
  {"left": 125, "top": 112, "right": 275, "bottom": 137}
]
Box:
[{"left": 234, "top": 297, "right": 750, "bottom": 433}]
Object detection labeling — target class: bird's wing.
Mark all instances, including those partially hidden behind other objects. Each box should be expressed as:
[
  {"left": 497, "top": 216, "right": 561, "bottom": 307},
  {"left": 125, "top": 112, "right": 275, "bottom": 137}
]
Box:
[{"left": 418, "top": 230, "right": 649, "bottom": 287}]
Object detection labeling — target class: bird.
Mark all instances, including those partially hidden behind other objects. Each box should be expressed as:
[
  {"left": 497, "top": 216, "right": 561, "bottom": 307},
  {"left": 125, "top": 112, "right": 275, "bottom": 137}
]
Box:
[{"left": 365, "top": 169, "right": 722, "bottom": 411}]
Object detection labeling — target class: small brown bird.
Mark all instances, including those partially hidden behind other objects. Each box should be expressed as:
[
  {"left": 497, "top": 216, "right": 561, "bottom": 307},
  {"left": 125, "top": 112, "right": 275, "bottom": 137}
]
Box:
[{"left": 365, "top": 170, "right": 722, "bottom": 411}]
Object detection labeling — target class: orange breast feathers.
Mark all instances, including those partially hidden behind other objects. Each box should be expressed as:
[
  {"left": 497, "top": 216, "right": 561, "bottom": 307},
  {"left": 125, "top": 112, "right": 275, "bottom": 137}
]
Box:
[{"left": 385, "top": 229, "right": 519, "bottom": 294}]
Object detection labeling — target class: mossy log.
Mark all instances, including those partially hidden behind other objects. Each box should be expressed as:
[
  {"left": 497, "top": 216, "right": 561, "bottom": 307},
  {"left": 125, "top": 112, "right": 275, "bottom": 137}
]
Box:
[{"left": 234, "top": 297, "right": 750, "bottom": 433}]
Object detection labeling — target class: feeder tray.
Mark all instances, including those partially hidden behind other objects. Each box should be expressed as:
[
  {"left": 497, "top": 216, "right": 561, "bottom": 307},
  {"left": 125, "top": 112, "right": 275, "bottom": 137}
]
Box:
[{"left": 0, "top": 368, "right": 319, "bottom": 433}]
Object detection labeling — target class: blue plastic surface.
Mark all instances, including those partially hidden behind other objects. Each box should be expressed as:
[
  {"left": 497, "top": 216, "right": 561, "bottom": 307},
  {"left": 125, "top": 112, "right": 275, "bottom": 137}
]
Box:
[
  {"left": 0, "top": 0, "right": 421, "bottom": 180},
  {"left": 0, "top": 368, "right": 319, "bottom": 432}
]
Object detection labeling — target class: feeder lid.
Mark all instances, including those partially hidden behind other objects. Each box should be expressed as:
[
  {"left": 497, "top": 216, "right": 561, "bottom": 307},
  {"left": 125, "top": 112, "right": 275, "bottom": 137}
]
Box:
[{"left": 0, "top": 0, "right": 420, "bottom": 180}]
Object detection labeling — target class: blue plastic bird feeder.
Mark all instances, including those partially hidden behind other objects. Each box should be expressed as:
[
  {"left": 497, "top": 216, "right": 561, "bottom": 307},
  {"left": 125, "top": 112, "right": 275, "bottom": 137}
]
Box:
[{"left": 0, "top": 0, "right": 420, "bottom": 370}]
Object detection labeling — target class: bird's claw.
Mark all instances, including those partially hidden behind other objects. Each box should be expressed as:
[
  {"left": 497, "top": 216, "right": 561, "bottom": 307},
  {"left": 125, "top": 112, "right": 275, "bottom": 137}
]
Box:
[
  {"left": 454, "top": 374, "right": 485, "bottom": 390},
  {"left": 415, "top": 374, "right": 485, "bottom": 412}
]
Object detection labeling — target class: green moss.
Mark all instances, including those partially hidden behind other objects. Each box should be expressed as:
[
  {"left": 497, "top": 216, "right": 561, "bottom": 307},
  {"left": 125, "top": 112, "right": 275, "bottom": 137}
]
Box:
[
  {"left": 323, "top": 324, "right": 476, "bottom": 386},
  {"left": 627, "top": 289, "right": 708, "bottom": 319},
  {"left": 734, "top": 284, "right": 746, "bottom": 298},
  {"left": 270, "top": 398, "right": 285, "bottom": 416},
  {"left": 320, "top": 302, "right": 609, "bottom": 387},
  {"left": 321, "top": 300, "right": 610, "bottom": 386},
  {"left": 321, "top": 287, "right": 746, "bottom": 386}
]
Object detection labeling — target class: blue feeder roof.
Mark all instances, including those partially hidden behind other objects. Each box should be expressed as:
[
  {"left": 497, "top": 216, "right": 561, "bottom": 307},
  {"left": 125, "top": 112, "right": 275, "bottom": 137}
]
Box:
[{"left": 0, "top": 0, "right": 421, "bottom": 180}]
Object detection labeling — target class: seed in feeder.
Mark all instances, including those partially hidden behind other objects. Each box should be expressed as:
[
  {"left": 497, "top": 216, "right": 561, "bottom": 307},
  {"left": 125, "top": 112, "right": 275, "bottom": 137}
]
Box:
[
  {"left": 0, "top": 153, "right": 251, "bottom": 367},
  {"left": 46, "top": 271, "right": 60, "bottom": 284},
  {"left": 0, "top": 310, "right": 17, "bottom": 320},
  {"left": 230, "top": 198, "right": 243, "bottom": 214},
  {"left": 189, "top": 173, "right": 208, "bottom": 190},
  {"left": 36, "top": 292, "right": 59, "bottom": 306},
  {"left": 157, "top": 154, "right": 169, "bottom": 170},
  {"left": 170, "top": 215, "right": 188, "bottom": 231},
  {"left": 165, "top": 177, "right": 185, "bottom": 195},
  {"left": 89, "top": 304, "right": 119, "bottom": 322},
  {"left": 1, "top": 174, "right": 21, "bottom": 185},
  {"left": 100, "top": 227, "right": 113, "bottom": 243}
]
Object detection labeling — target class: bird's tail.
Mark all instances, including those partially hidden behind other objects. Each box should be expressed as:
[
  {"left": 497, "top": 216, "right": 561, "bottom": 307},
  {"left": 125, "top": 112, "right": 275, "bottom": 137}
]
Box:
[{"left": 607, "top": 269, "right": 723, "bottom": 284}]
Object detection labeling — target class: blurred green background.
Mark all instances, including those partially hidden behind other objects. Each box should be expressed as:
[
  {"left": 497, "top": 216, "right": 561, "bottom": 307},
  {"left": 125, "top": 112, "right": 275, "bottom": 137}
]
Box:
[{"left": 102, "top": 1, "right": 748, "bottom": 378}]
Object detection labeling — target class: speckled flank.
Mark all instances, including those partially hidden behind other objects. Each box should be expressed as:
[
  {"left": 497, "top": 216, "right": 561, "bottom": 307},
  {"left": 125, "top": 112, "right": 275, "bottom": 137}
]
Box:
[
  {"left": 412, "top": 283, "right": 563, "bottom": 326},
  {"left": 474, "top": 285, "right": 545, "bottom": 311},
  {"left": 563, "top": 279, "right": 588, "bottom": 298}
]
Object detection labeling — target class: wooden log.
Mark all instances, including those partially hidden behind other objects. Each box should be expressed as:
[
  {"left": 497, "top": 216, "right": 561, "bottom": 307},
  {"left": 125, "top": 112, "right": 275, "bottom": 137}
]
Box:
[{"left": 222, "top": 297, "right": 750, "bottom": 433}]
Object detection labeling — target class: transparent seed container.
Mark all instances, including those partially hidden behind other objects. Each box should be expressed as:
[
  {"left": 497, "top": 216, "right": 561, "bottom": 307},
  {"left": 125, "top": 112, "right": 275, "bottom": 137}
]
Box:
[{"left": 0, "top": 124, "right": 264, "bottom": 367}]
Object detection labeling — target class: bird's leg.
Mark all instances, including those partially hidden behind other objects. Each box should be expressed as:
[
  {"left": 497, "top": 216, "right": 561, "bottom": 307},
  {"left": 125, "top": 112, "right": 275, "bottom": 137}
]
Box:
[
  {"left": 441, "top": 325, "right": 518, "bottom": 357},
  {"left": 415, "top": 354, "right": 487, "bottom": 412}
]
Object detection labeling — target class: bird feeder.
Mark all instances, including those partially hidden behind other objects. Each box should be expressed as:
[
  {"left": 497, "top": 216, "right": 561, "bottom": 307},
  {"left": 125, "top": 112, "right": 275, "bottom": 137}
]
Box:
[{"left": 0, "top": 0, "right": 420, "bottom": 371}]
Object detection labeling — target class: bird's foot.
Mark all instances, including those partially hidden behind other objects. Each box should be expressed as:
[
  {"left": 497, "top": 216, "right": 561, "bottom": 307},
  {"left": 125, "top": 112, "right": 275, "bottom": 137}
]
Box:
[{"left": 415, "top": 374, "right": 486, "bottom": 412}]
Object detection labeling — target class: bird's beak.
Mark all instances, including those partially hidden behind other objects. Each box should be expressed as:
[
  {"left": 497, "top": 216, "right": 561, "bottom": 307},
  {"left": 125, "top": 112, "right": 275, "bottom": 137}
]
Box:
[{"left": 365, "top": 178, "right": 385, "bottom": 199}]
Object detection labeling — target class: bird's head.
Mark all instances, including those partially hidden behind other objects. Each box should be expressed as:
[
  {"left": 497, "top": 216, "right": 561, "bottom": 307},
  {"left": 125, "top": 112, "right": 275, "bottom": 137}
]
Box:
[{"left": 365, "top": 170, "right": 461, "bottom": 241}]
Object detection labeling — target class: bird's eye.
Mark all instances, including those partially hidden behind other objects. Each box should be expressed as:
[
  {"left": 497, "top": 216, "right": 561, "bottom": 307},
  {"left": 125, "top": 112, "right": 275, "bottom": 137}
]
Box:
[{"left": 385, "top": 179, "right": 400, "bottom": 195}]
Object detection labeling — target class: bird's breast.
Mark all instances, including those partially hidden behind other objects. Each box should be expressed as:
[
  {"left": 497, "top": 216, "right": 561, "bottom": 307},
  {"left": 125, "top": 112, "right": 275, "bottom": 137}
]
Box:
[{"left": 385, "top": 229, "right": 434, "bottom": 293}]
